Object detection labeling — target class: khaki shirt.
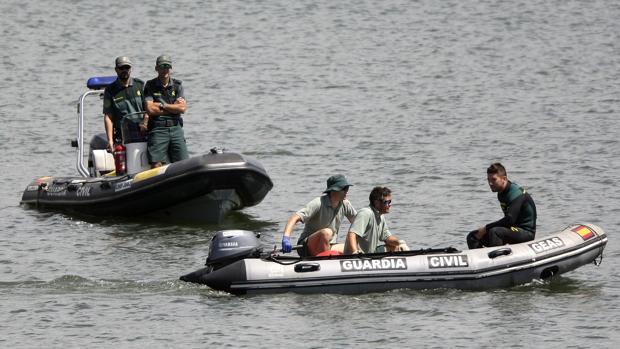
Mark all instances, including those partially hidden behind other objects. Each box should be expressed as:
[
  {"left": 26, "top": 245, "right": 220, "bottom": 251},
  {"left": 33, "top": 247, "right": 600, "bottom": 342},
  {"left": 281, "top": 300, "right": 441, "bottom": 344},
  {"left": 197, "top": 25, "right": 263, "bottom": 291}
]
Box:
[
  {"left": 296, "top": 195, "right": 356, "bottom": 244},
  {"left": 348, "top": 206, "right": 392, "bottom": 253}
]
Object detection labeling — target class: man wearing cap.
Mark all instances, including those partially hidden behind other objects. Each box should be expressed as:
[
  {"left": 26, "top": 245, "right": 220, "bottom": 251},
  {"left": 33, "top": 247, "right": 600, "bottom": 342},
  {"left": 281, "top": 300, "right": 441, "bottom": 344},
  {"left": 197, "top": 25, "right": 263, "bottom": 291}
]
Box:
[
  {"left": 103, "top": 56, "right": 145, "bottom": 152},
  {"left": 344, "top": 186, "right": 405, "bottom": 254},
  {"left": 281, "top": 174, "right": 357, "bottom": 257},
  {"left": 143, "top": 55, "right": 188, "bottom": 167}
]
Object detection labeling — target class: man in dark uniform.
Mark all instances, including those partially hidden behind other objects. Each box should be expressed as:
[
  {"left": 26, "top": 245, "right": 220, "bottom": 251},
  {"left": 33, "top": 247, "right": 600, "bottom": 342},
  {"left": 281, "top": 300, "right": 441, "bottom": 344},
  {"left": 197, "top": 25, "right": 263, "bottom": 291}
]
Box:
[
  {"left": 103, "top": 56, "right": 145, "bottom": 152},
  {"left": 143, "top": 55, "right": 188, "bottom": 168},
  {"left": 467, "top": 162, "right": 537, "bottom": 249}
]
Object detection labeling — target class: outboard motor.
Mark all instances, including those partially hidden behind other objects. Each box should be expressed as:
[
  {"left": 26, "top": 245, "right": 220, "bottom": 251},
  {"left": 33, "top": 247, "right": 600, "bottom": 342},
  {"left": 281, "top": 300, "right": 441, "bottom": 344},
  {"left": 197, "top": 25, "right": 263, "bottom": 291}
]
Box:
[
  {"left": 88, "top": 133, "right": 115, "bottom": 177},
  {"left": 206, "top": 230, "right": 262, "bottom": 270}
]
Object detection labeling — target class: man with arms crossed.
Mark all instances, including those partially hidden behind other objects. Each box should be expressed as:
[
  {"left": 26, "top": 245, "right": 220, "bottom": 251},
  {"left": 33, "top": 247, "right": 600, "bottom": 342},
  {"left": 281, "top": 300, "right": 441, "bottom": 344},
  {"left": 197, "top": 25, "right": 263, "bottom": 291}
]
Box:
[{"left": 143, "top": 55, "right": 188, "bottom": 168}]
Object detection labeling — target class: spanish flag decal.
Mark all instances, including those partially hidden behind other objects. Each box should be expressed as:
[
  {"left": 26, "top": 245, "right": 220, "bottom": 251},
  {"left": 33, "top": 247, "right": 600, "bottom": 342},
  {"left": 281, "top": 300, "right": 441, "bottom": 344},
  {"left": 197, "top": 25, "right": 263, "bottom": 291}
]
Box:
[
  {"left": 36, "top": 176, "right": 52, "bottom": 184},
  {"left": 573, "top": 225, "right": 594, "bottom": 240}
]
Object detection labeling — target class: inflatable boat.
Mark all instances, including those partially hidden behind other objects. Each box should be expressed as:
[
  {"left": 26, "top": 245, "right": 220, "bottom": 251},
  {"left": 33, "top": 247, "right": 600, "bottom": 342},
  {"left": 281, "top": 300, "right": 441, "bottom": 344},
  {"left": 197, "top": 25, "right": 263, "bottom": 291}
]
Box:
[
  {"left": 20, "top": 76, "right": 273, "bottom": 223},
  {"left": 180, "top": 223, "right": 607, "bottom": 294}
]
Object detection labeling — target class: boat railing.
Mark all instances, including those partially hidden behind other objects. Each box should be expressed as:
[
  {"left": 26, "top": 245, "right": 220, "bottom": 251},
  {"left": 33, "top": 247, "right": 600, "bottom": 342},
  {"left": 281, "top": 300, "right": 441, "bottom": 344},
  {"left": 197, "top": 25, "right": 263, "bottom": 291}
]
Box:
[{"left": 74, "top": 76, "right": 116, "bottom": 177}]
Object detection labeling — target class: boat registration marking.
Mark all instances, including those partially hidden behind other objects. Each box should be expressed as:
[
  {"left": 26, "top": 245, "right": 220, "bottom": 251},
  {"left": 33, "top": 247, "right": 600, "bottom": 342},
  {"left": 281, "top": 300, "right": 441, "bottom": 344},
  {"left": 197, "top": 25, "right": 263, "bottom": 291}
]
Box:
[
  {"left": 528, "top": 237, "right": 564, "bottom": 254},
  {"left": 340, "top": 258, "right": 407, "bottom": 272},
  {"left": 114, "top": 180, "right": 132, "bottom": 192},
  {"left": 427, "top": 255, "right": 469, "bottom": 268}
]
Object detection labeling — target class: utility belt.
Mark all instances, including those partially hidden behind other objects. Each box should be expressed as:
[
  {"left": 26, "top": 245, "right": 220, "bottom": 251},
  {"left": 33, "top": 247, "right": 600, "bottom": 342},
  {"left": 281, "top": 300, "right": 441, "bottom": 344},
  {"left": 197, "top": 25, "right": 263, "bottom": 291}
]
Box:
[{"left": 150, "top": 117, "right": 183, "bottom": 128}]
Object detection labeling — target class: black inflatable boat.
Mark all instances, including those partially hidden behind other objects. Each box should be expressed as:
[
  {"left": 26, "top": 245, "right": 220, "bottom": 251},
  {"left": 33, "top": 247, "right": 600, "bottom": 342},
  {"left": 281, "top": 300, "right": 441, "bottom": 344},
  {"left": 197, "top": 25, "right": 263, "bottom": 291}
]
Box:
[{"left": 20, "top": 76, "right": 273, "bottom": 223}]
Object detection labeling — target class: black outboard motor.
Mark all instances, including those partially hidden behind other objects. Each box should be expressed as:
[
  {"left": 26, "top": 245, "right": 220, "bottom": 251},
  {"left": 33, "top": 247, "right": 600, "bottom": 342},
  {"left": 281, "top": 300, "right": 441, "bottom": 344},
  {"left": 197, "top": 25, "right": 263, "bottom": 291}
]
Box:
[{"left": 206, "top": 230, "right": 262, "bottom": 270}]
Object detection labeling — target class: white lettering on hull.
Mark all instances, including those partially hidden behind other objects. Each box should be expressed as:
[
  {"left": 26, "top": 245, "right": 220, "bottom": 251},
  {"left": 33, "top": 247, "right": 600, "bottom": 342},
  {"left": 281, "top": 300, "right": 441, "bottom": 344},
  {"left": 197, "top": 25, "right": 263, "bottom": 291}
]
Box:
[
  {"left": 76, "top": 186, "right": 92, "bottom": 197},
  {"left": 528, "top": 237, "right": 564, "bottom": 254},
  {"left": 114, "top": 180, "right": 132, "bottom": 192},
  {"left": 340, "top": 258, "right": 408, "bottom": 272},
  {"left": 427, "top": 255, "right": 469, "bottom": 268}
]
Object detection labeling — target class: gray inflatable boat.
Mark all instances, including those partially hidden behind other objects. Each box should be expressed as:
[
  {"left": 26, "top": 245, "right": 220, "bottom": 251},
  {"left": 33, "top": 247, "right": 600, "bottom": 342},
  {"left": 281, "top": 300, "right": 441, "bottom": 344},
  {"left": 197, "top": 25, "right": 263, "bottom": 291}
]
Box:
[{"left": 180, "top": 223, "right": 607, "bottom": 295}]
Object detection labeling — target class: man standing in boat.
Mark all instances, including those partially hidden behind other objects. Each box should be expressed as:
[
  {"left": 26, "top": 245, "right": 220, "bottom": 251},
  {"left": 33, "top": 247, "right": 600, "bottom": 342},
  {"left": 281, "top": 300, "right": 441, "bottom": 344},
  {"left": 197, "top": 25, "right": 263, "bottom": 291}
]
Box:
[
  {"left": 467, "top": 162, "right": 537, "bottom": 248},
  {"left": 281, "top": 174, "right": 357, "bottom": 257},
  {"left": 143, "top": 55, "right": 188, "bottom": 168},
  {"left": 103, "top": 56, "right": 145, "bottom": 152},
  {"left": 343, "top": 186, "right": 405, "bottom": 254}
]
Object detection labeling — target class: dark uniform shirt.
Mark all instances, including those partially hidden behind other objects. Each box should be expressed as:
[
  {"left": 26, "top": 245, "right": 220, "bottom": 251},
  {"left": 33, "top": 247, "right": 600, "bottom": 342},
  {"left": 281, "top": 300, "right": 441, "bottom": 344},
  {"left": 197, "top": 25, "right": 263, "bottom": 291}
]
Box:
[
  {"left": 143, "top": 77, "right": 188, "bottom": 163},
  {"left": 102, "top": 78, "right": 145, "bottom": 142},
  {"left": 486, "top": 181, "right": 537, "bottom": 233},
  {"left": 143, "top": 77, "right": 184, "bottom": 123}
]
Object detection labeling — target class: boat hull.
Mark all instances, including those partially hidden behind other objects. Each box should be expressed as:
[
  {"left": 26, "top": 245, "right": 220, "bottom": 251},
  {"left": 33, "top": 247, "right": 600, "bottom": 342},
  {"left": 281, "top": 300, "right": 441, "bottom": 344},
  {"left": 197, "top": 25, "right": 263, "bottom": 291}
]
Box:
[
  {"left": 21, "top": 151, "right": 273, "bottom": 224},
  {"left": 181, "top": 223, "right": 607, "bottom": 294}
]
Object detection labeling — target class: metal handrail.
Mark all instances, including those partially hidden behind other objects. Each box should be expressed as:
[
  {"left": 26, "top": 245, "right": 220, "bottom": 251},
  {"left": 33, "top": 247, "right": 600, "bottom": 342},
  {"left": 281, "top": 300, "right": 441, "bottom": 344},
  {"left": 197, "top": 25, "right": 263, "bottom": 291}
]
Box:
[{"left": 76, "top": 90, "right": 102, "bottom": 177}]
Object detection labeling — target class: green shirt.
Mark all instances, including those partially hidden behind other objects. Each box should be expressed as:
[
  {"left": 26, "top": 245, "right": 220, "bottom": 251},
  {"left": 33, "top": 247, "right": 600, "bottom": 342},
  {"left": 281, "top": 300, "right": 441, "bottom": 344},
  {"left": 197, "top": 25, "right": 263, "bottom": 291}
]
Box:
[
  {"left": 143, "top": 77, "right": 184, "bottom": 120},
  {"left": 486, "top": 181, "right": 537, "bottom": 233},
  {"left": 103, "top": 78, "right": 145, "bottom": 141},
  {"left": 348, "top": 206, "right": 392, "bottom": 253},
  {"left": 296, "top": 195, "right": 357, "bottom": 244}
]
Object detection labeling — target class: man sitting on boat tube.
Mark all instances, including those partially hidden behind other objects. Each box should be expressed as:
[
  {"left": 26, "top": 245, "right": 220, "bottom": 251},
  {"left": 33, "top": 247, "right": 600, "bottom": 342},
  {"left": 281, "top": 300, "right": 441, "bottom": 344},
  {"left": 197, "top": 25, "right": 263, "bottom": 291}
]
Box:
[
  {"left": 281, "top": 174, "right": 357, "bottom": 257},
  {"left": 344, "top": 186, "right": 407, "bottom": 254},
  {"left": 467, "top": 162, "right": 537, "bottom": 249}
]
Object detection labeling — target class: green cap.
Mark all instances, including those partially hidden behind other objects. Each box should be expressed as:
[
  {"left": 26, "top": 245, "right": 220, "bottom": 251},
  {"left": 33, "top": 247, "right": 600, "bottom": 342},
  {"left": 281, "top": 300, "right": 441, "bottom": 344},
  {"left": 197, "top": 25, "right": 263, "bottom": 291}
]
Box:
[
  {"left": 323, "top": 174, "right": 352, "bottom": 193},
  {"left": 156, "top": 55, "right": 172, "bottom": 67},
  {"left": 115, "top": 56, "right": 132, "bottom": 67}
]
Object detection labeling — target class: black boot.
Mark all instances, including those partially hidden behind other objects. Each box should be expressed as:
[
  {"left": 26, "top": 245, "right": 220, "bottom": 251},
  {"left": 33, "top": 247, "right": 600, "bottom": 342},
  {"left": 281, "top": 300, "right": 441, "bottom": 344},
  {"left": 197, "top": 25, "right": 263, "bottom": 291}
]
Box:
[{"left": 466, "top": 230, "right": 482, "bottom": 249}]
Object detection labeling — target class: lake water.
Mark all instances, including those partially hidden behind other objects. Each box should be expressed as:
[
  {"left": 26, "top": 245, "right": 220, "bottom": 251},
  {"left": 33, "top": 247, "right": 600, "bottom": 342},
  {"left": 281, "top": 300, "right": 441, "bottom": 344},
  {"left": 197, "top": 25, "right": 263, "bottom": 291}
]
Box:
[{"left": 1, "top": 0, "right": 619, "bottom": 348}]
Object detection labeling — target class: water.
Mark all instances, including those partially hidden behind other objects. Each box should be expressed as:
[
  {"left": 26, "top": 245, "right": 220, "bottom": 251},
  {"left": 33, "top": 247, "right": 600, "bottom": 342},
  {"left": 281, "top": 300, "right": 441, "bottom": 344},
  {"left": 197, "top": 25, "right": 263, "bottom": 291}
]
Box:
[{"left": 1, "top": 0, "right": 619, "bottom": 347}]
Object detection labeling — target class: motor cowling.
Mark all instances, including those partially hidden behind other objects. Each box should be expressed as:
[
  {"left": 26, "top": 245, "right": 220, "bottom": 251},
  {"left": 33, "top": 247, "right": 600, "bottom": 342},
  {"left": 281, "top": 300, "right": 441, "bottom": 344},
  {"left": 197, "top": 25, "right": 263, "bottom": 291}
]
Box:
[
  {"left": 206, "top": 230, "right": 262, "bottom": 269},
  {"left": 113, "top": 144, "right": 126, "bottom": 175}
]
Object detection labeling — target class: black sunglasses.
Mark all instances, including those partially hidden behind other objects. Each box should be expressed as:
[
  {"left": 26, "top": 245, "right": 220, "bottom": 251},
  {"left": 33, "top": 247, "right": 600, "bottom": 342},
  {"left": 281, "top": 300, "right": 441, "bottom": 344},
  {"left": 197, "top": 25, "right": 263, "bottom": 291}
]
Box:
[{"left": 117, "top": 65, "right": 131, "bottom": 71}]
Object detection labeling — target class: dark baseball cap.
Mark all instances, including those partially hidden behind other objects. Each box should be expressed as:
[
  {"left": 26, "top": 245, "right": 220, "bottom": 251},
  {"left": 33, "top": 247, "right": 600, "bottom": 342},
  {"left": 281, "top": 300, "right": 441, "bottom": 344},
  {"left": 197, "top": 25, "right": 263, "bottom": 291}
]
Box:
[
  {"left": 115, "top": 56, "right": 132, "bottom": 68},
  {"left": 156, "top": 55, "right": 172, "bottom": 67}
]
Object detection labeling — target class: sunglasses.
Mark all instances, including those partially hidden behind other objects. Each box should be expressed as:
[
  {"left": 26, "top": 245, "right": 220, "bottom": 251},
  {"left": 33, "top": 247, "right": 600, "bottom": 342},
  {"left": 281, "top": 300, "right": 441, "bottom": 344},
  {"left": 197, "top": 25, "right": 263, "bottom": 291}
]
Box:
[
  {"left": 382, "top": 200, "right": 392, "bottom": 206},
  {"left": 158, "top": 64, "right": 172, "bottom": 69},
  {"left": 117, "top": 65, "right": 131, "bottom": 71}
]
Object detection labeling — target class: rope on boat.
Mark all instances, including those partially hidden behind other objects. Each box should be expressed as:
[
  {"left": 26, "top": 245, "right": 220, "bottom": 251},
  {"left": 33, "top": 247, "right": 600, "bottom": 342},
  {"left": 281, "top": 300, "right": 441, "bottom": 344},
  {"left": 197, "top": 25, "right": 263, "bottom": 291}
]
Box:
[
  {"left": 594, "top": 245, "right": 604, "bottom": 266},
  {"left": 264, "top": 254, "right": 302, "bottom": 265}
]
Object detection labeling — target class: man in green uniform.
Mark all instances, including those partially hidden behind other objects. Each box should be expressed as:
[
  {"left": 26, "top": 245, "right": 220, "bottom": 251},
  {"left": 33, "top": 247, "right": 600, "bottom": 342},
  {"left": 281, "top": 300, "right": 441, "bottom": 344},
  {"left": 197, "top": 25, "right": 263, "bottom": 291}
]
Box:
[
  {"left": 344, "top": 186, "right": 403, "bottom": 254},
  {"left": 103, "top": 56, "right": 145, "bottom": 152},
  {"left": 143, "top": 55, "right": 188, "bottom": 168},
  {"left": 281, "top": 174, "right": 357, "bottom": 257},
  {"left": 467, "top": 162, "right": 537, "bottom": 248}
]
